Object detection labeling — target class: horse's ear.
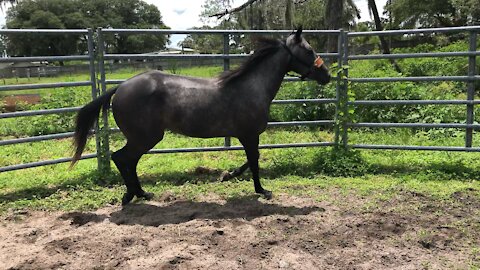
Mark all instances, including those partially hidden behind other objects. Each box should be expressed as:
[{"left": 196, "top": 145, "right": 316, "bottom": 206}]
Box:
[{"left": 294, "top": 26, "right": 303, "bottom": 43}]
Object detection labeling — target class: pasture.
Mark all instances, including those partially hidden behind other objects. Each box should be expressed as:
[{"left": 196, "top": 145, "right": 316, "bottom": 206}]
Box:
[{"left": 1, "top": 65, "right": 480, "bottom": 269}]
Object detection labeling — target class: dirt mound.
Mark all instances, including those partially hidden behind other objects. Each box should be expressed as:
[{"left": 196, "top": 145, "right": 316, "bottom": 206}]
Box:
[{"left": 1, "top": 191, "right": 479, "bottom": 269}]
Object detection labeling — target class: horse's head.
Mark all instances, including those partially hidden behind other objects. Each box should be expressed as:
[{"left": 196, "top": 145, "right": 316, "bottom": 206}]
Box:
[{"left": 284, "top": 27, "right": 331, "bottom": 85}]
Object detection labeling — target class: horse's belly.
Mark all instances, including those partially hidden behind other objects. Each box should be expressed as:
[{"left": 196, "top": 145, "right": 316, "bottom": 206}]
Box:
[{"left": 164, "top": 111, "right": 230, "bottom": 138}]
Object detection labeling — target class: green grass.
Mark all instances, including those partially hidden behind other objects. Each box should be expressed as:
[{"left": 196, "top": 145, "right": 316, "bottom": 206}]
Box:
[{"left": 1, "top": 128, "right": 479, "bottom": 213}]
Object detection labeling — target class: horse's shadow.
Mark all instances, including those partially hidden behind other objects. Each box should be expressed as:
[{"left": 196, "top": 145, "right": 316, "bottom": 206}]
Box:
[{"left": 62, "top": 195, "right": 323, "bottom": 227}]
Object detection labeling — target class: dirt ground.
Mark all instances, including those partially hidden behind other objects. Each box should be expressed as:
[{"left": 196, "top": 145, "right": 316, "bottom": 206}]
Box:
[{"left": 1, "top": 189, "right": 479, "bottom": 270}]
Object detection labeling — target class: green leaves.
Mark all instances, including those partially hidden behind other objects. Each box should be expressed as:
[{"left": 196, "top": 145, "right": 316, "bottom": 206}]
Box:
[{"left": 4, "top": 0, "right": 169, "bottom": 57}]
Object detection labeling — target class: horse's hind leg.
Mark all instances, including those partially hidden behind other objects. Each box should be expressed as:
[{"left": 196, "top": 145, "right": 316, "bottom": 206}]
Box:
[
  {"left": 112, "top": 138, "right": 161, "bottom": 205},
  {"left": 220, "top": 162, "right": 249, "bottom": 181},
  {"left": 112, "top": 144, "right": 149, "bottom": 205}
]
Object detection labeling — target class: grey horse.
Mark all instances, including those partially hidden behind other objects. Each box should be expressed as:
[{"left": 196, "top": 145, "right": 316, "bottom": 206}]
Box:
[{"left": 71, "top": 28, "right": 331, "bottom": 205}]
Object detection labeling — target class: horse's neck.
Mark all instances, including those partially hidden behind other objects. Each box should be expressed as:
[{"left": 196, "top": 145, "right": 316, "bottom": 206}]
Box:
[
  {"left": 247, "top": 49, "right": 290, "bottom": 101},
  {"left": 230, "top": 49, "right": 289, "bottom": 103}
]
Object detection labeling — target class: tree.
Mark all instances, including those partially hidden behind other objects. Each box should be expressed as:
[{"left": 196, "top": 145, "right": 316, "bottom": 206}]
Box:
[
  {"left": 324, "top": 0, "right": 361, "bottom": 52},
  {"left": 4, "top": 0, "right": 169, "bottom": 58},
  {"left": 5, "top": 0, "right": 81, "bottom": 60},
  {"left": 203, "top": 0, "right": 360, "bottom": 52},
  {"left": 367, "top": 0, "right": 402, "bottom": 73},
  {"left": 179, "top": 25, "right": 228, "bottom": 54},
  {"left": 385, "top": 0, "right": 480, "bottom": 29}
]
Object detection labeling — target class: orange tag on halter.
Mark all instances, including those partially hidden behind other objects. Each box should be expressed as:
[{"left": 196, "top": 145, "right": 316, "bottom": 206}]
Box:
[{"left": 314, "top": 56, "right": 324, "bottom": 68}]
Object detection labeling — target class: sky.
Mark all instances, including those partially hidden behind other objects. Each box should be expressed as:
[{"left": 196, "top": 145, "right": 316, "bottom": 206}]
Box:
[{"left": 0, "top": 0, "right": 387, "bottom": 47}]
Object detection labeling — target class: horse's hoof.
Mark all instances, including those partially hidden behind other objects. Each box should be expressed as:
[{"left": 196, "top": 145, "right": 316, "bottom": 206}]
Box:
[
  {"left": 263, "top": 190, "right": 273, "bottom": 200},
  {"left": 256, "top": 189, "right": 272, "bottom": 200},
  {"left": 219, "top": 171, "right": 233, "bottom": 182},
  {"left": 121, "top": 192, "right": 135, "bottom": 205},
  {"left": 138, "top": 191, "right": 154, "bottom": 201}
]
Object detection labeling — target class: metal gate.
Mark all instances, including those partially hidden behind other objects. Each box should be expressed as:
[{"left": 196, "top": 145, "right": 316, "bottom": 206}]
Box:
[
  {"left": 1, "top": 26, "right": 479, "bottom": 173},
  {"left": 0, "top": 29, "right": 99, "bottom": 173}
]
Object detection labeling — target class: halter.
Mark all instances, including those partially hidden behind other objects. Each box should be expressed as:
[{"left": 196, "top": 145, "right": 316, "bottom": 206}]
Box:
[{"left": 281, "top": 42, "right": 324, "bottom": 80}]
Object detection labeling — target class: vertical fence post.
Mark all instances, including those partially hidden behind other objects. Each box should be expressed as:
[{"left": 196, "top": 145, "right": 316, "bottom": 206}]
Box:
[
  {"left": 341, "top": 30, "right": 350, "bottom": 148},
  {"left": 334, "top": 30, "right": 344, "bottom": 147},
  {"left": 223, "top": 33, "right": 231, "bottom": 147},
  {"left": 87, "top": 28, "right": 102, "bottom": 169},
  {"left": 96, "top": 28, "right": 111, "bottom": 173},
  {"left": 465, "top": 30, "right": 477, "bottom": 148}
]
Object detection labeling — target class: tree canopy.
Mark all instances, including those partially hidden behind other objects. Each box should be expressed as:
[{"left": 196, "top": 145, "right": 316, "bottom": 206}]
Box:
[
  {"left": 185, "top": 0, "right": 478, "bottom": 54},
  {"left": 4, "top": 0, "right": 169, "bottom": 57},
  {"left": 386, "top": 0, "right": 480, "bottom": 28}
]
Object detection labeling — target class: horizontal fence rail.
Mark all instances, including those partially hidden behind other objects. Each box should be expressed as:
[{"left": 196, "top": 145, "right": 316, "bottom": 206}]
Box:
[
  {"left": 0, "top": 107, "right": 82, "bottom": 119},
  {"left": 349, "top": 100, "right": 480, "bottom": 105},
  {"left": 348, "top": 76, "right": 480, "bottom": 83},
  {"left": 100, "top": 29, "right": 342, "bottom": 35},
  {"left": 0, "top": 55, "right": 91, "bottom": 63},
  {"left": 0, "top": 154, "right": 97, "bottom": 173},
  {"left": 0, "top": 81, "right": 93, "bottom": 92},
  {"left": 348, "top": 51, "right": 480, "bottom": 60},
  {"left": 0, "top": 26, "right": 479, "bottom": 174}
]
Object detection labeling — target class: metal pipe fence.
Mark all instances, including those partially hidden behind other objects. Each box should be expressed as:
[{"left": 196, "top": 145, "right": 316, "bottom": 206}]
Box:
[
  {"left": 345, "top": 26, "right": 480, "bottom": 151},
  {"left": 0, "top": 26, "right": 479, "bottom": 173},
  {"left": 0, "top": 29, "right": 99, "bottom": 173}
]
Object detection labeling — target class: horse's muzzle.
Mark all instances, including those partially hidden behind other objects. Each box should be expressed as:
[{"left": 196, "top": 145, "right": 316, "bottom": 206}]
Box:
[{"left": 317, "top": 74, "right": 331, "bottom": 85}]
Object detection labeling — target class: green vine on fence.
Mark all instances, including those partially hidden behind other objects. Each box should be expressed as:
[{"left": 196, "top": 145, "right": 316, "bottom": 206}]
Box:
[{"left": 331, "top": 62, "right": 354, "bottom": 147}]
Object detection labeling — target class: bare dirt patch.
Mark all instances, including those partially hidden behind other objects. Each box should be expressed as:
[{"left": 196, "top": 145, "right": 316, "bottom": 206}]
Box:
[{"left": 1, "top": 190, "right": 479, "bottom": 269}]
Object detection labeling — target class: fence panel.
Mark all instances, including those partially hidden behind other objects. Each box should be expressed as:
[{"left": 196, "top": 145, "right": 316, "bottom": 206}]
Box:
[
  {"left": 345, "top": 26, "right": 480, "bottom": 152},
  {"left": 1, "top": 26, "right": 480, "bottom": 174},
  {"left": 0, "top": 29, "right": 99, "bottom": 173}
]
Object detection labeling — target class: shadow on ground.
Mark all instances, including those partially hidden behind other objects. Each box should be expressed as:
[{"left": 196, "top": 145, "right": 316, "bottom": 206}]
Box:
[{"left": 60, "top": 195, "right": 324, "bottom": 227}]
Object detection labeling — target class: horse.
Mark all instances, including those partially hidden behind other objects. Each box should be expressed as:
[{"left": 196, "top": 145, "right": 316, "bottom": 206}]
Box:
[{"left": 71, "top": 28, "right": 331, "bottom": 205}]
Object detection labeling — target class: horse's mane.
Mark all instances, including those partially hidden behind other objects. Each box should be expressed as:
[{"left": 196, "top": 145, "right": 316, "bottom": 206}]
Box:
[{"left": 219, "top": 37, "right": 282, "bottom": 87}]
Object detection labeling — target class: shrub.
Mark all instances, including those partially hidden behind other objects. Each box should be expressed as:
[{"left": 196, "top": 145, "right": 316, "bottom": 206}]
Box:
[{"left": 313, "top": 147, "right": 369, "bottom": 177}]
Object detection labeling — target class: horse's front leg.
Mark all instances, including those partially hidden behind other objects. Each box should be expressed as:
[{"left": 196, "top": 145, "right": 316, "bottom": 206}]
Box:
[{"left": 219, "top": 162, "right": 249, "bottom": 181}]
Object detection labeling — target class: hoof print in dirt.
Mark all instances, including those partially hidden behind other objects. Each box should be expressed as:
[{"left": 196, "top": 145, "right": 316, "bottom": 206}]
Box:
[{"left": 419, "top": 239, "right": 436, "bottom": 249}]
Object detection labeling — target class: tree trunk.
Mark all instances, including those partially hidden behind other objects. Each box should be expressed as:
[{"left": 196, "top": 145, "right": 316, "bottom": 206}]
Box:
[
  {"left": 325, "top": 0, "right": 343, "bottom": 52},
  {"left": 285, "top": 0, "right": 293, "bottom": 29},
  {"left": 368, "top": 0, "right": 402, "bottom": 73}
]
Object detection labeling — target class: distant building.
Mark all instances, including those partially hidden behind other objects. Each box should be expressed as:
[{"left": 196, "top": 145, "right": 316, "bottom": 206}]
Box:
[{"left": 142, "top": 46, "right": 196, "bottom": 56}]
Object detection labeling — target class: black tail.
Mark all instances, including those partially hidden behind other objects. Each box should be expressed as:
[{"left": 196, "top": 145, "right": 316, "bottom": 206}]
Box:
[{"left": 71, "top": 86, "right": 118, "bottom": 167}]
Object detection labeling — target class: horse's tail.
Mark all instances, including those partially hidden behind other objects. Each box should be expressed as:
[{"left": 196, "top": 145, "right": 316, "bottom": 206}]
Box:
[{"left": 70, "top": 86, "right": 118, "bottom": 168}]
